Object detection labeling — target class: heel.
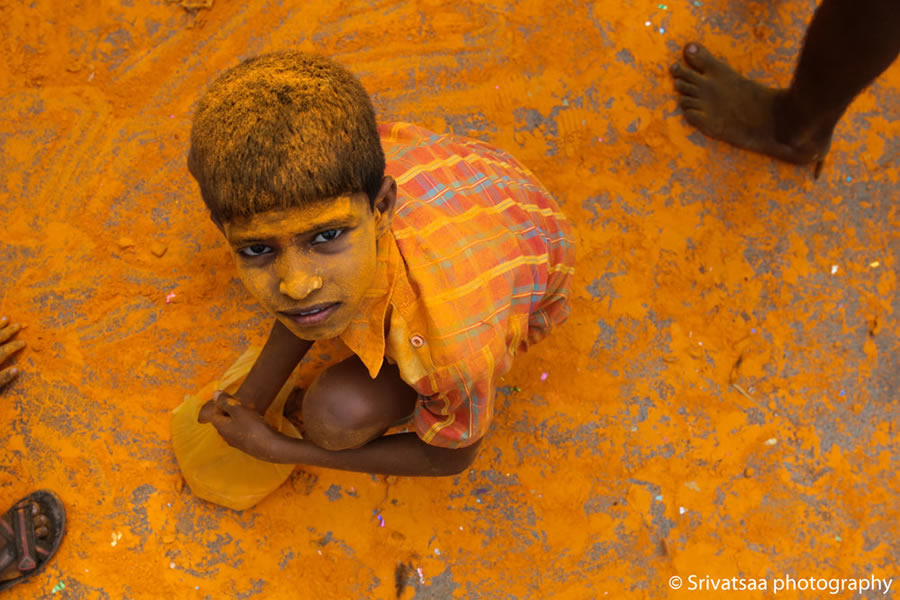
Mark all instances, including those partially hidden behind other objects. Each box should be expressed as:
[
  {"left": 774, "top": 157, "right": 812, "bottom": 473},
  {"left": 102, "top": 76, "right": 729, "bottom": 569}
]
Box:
[{"left": 814, "top": 158, "right": 824, "bottom": 179}]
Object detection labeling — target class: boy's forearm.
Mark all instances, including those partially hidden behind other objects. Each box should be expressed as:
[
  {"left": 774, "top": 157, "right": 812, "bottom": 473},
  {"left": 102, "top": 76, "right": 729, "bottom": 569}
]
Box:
[
  {"left": 265, "top": 432, "right": 480, "bottom": 476},
  {"left": 236, "top": 319, "right": 313, "bottom": 414}
]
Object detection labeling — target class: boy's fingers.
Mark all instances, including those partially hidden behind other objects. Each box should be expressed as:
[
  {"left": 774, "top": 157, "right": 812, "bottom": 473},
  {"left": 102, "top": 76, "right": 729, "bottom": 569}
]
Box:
[
  {"left": 0, "top": 340, "right": 25, "bottom": 364},
  {"left": 197, "top": 401, "right": 213, "bottom": 423},
  {"left": 214, "top": 392, "right": 241, "bottom": 411},
  {"left": 0, "top": 322, "right": 22, "bottom": 344},
  {"left": 0, "top": 367, "right": 19, "bottom": 390},
  {"left": 207, "top": 411, "right": 233, "bottom": 433},
  {"left": 208, "top": 413, "right": 239, "bottom": 439},
  {"left": 223, "top": 402, "right": 258, "bottom": 425},
  {"left": 208, "top": 412, "right": 230, "bottom": 428},
  {"left": 198, "top": 400, "right": 227, "bottom": 423}
]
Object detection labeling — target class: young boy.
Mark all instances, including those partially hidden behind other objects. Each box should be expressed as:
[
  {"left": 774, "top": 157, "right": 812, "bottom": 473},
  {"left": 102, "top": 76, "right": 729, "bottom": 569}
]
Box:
[{"left": 172, "top": 51, "right": 574, "bottom": 508}]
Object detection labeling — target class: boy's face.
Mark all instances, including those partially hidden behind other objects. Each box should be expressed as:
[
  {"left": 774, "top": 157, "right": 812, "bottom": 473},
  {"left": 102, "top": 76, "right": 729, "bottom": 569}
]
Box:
[{"left": 221, "top": 178, "right": 396, "bottom": 341}]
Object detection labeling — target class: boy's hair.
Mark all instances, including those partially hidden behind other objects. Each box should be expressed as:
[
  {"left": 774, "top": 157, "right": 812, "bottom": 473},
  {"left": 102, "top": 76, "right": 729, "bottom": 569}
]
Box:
[{"left": 187, "top": 51, "right": 385, "bottom": 224}]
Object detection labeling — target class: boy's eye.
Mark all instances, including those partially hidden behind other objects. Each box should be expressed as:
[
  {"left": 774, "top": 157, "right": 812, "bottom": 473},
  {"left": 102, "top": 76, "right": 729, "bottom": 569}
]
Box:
[
  {"left": 312, "top": 229, "right": 343, "bottom": 244},
  {"left": 238, "top": 244, "right": 272, "bottom": 258}
]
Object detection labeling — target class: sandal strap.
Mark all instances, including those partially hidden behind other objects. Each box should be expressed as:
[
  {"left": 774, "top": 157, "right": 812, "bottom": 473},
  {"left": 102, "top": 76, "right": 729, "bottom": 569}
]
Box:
[
  {"left": 0, "top": 515, "right": 13, "bottom": 543},
  {"left": 0, "top": 544, "right": 13, "bottom": 573},
  {"left": 0, "top": 510, "right": 51, "bottom": 577},
  {"left": 11, "top": 500, "right": 37, "bottom": 572}
]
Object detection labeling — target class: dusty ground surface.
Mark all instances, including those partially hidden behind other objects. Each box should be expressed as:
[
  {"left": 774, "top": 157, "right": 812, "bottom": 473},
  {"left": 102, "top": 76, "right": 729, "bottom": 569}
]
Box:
[{"left": 1, "top": 0, "right": 898, "bottom": 598}]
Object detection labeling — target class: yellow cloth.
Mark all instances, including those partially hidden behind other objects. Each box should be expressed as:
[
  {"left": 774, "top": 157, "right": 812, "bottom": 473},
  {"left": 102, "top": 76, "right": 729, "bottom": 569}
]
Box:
[{"left": 170, "top": 346, "right": 302, "bottom": 510}]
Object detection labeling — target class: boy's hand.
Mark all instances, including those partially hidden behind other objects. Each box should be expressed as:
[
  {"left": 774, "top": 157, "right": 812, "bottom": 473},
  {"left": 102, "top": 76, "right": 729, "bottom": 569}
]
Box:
[
  {"left": 0, "top": 317, "right": 25, "bottom": 392},
  {"left": 197, "top": 389, "right": 258, "bottom": 422},
  {"left": 198, "top": 391, "right": 283, "bottom": 461}
]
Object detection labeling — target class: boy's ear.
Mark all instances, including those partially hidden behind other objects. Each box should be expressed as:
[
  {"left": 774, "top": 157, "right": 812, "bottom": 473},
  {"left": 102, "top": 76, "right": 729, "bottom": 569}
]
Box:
[{"left": 373, "top": 176, "right": 397, "bottom": 237}]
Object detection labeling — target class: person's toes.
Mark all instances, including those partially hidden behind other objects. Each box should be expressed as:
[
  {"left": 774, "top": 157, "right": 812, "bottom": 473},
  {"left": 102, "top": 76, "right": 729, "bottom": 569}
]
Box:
[
  {"left": 679, "top": 96, "right": 704, "bottom": 111},
  {"left": 683, "top": 108, "right": 716, "bottom": 134},
  {"left": 671, "top": 61, "right": 704, "bottom": 85},
  {"left": 28, "top": 501, "right": 51, "bottom": 536},
  {"left": 674, "top": 78, "right": 699, "bottom": 97},
  {"left": 682, "top": 42, "right": 718, "bottom": 74}
]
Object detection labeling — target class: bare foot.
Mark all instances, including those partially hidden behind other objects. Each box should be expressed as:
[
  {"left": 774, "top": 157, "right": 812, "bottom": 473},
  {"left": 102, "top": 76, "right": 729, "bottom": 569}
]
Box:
[
  {"left": 0, "top": 502, "right": 50, "bottom": 582},
  {"left": 671, "top": 43, "right": 831, "bottom": 169}
]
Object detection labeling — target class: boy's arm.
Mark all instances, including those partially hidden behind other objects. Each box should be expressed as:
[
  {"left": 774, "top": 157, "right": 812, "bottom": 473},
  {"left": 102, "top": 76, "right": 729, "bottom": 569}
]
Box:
[
  {"left": 202, "top": 394, "right": 481, "bottom": 476},
  {"left": 268, "top": 431, "right": 481, "bottom": 476},
  {"left": 232, "top": 319, "right": 313, "bottom": 414}
]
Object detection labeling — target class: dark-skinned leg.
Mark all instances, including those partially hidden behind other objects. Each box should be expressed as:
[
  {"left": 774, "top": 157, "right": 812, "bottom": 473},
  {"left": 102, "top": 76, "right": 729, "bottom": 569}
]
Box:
[
  {"left": 671, "top": 0, "right": 900, "bottom": 172},
  {"left": 300, "top": 356, "right": 418, "bottom": 451}
]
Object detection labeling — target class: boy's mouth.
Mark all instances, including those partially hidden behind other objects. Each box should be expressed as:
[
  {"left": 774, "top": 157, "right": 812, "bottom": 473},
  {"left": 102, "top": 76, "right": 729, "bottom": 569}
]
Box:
[{"left": 280, "top": 302, "right": 340, "bottom": 327}]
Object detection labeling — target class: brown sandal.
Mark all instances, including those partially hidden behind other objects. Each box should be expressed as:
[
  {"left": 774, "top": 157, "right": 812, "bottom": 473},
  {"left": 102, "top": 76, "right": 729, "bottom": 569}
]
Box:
[{"left": 0, "top": 490, "right": 66, "bottom": 592}]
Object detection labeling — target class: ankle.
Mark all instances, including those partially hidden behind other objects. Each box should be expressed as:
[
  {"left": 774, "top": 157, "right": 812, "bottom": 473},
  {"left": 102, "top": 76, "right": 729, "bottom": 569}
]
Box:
[
  {"left": 772, "top": 90, "right": 818, "bottom": 146},
  {"left": 774, "top": 89, "right": 843, "bottom": 151}
]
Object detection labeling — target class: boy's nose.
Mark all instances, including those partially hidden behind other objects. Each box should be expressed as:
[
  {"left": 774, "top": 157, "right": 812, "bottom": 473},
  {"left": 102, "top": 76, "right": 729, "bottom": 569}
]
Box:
[{"left": 279, "top": 273, "right": 323, "bottom": 300}]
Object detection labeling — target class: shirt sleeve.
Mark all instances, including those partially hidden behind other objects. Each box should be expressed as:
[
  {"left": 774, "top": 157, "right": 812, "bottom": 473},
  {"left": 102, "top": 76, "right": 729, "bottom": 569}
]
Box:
[{"left": 413, "top": 365, "right": 494, "bottom": 449}]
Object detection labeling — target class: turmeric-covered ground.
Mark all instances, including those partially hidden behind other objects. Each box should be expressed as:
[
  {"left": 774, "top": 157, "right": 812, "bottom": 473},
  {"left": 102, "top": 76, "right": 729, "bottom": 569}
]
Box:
[{"left": 1, "top": 1, "right": 898, "bottom": 598}]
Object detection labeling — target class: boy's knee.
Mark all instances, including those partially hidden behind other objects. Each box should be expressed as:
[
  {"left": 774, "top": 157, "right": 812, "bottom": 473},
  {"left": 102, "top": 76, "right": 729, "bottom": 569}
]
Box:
[{"left": 302, "top": 373, "right": 385, "bottom": 451}]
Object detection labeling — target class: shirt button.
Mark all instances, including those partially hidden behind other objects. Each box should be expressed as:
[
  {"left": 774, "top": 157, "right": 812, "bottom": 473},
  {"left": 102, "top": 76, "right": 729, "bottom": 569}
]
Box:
[{"left": 409, "top": 334, "right": 425, "bottom": 348}]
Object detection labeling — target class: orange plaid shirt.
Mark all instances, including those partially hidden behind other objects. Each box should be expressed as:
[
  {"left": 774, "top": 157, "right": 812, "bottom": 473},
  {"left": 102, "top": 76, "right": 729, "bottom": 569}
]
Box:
[{"left": 328, "top": 122, "right": 575, "bottom": 448}]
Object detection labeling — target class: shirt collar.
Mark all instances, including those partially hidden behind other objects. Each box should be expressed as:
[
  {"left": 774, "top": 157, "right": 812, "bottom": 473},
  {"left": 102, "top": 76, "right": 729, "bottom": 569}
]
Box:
[{"left": 337, "top": 232, "right": 400, "bottom": 378}]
